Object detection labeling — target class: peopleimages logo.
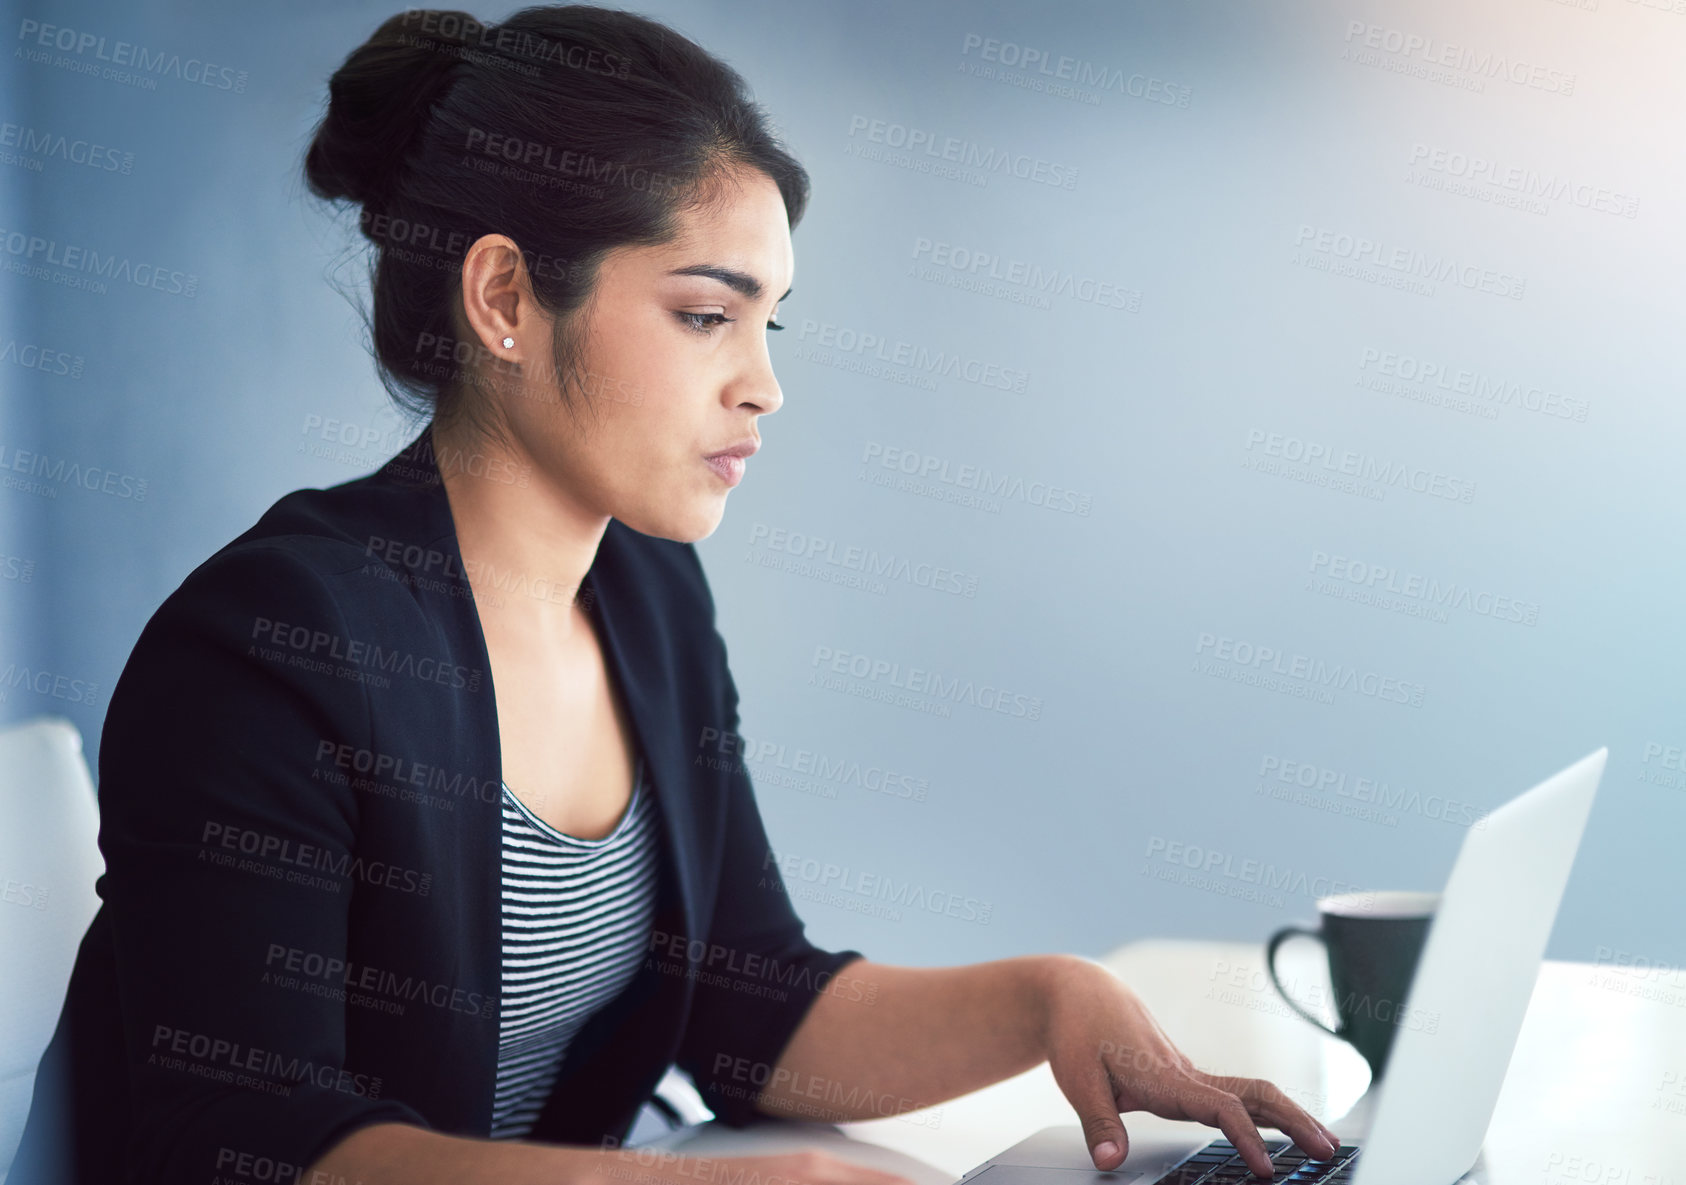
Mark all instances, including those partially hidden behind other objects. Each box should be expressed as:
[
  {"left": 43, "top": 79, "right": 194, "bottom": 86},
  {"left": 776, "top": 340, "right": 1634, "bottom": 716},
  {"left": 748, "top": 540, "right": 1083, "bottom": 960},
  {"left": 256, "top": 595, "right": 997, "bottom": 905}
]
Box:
[
  {"left": 0, "top": 660, "right": 99, "bottom": 707},
  {"left": 1341, "top": 21, "right": 1575, "bottom": 95},
  {"left": 1356, "top": 346, "right": 1588, "bottom": 422},
  {"left": 313, "top": 739, "right": 501, "bottom": 807},
  {"left": 860, "top": 441, "right": 1092, "bottom": 516},
  {"left": 0, "top": 225, "right": 198, "bottom": 296},
  {"left": 1257, "top": 755, "right": 1490, "bottom": 830},
  {"left": 463, "top": 126, "right": 683, "bottom": 197},
  {"left": 696, "top": 724, "right": 930, "bottom": 802},
  {"left": 263, "top": 943, "right": 496, "bottom": 1019},
  {"left": 149, "top": 1025, "right": 379, "bottom": 1098},
  {"left": 0, "top": 442, "right": 148, "bottom": 500},
  {"left": 910, "top": 236, "right": 1141, "bottom": 311},
  {"left": 1243, "top": 429, "right": 1477, "bottom": 504},
  {"left": 200, "top": 821, "right": 434, "bottom": 897},
  {"left": 810, "top": 644, "right": 1044, "bottom": 720},
  {"left": 0, "top": 120, "right": 134, "bottom": 172},
  {"left": 250, "top": 616, "right": 482, "bottom": 692},
  {"left": 1294, "top": 225, "right": 1525, "bottom": 300},
  {"left": 958, "top": 32, "right": 1192, "bottom": 107},
  {"left": 846, "top": 114, "right": 1079, "bottom": 190},
  {"left": 15, "top": 19, "right": 249, "bottom": 92},
  {"left": 1407, "top": 143, "right": 1638, "bottom": 219},
  {"left": 1, "top": 338, "right": 85, "bottom": 378},
  {"left": 1142, "top": 835, "right": 1373, "bottom": 906},
  {"left": 1194, "top": 632, "right": 1427, "bottom": 708},
  {"left": 796, "top": 319, "right": 1030, "bottom": 392},
  {"left": 1309, "top": 550, "right": 1540, "bottom": 626},
  {"left": 396, "top": 9, "right": 632, "bottom": 78},
  {"left": 1641, "top": 742, "right": 1686, "bottom": 778},
  {"left": 747, "top": 522, "right": 981, "bottom": 598},
  {"left": 761, "top": 848, "right": 993, "bottom": 924}
]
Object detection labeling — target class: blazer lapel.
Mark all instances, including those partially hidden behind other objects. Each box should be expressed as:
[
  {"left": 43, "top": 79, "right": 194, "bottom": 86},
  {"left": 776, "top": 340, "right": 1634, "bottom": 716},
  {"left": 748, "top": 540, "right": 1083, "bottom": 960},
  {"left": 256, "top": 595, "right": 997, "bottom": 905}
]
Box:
[
  {"left": 383, "top": 419, "right": 704, "bottom": 956},
  {"left": 583, "top": 521, "right": 703, "bottom": 952},
  {"left": 375, "top": 422, "right": 707, "bottom": 1141}
]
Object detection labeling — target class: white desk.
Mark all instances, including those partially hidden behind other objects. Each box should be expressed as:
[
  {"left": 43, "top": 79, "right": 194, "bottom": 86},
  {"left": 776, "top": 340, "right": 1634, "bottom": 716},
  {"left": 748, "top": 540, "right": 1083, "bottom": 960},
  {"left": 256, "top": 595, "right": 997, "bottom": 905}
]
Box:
[{"left": 640, "top": 939, "right": 1685, "bottom": 1185}]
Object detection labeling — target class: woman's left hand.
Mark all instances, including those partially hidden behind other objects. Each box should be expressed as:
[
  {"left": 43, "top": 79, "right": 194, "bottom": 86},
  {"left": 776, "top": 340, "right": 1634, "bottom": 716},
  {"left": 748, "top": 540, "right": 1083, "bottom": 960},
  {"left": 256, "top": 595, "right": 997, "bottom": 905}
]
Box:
[{"left": 1038, "top": 957, "right": 1341, "bottom": 1175}]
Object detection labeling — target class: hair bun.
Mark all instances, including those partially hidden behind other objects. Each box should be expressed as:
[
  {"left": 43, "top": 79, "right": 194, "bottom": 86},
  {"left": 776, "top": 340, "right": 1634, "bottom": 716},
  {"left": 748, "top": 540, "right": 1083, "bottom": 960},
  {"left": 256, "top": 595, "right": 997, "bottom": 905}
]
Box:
[{"left": 304, "top": 10, "right": 489, "bottom": 212}]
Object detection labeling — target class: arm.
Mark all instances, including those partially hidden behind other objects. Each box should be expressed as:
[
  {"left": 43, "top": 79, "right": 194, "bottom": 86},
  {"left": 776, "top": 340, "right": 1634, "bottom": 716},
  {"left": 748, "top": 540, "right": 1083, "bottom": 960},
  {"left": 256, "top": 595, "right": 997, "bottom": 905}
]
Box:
[
  {"left": 669, "top": 549, "right": 1333, "bottom": 1177},
  {"left": 753, "top": 955, "right": 1059, "bottom": 1120},
  {"left": 760, "top": 955, "right": 1342, "bottom": 1176},
  {"left": 667, "top": 692, "right": 868, "bottom": 1126},
  {"left": 107, "top": 547, "right": 611, "bottom": 1185},
  {"left": 310, "top": 1124, "right": 923, "bottom": 1185},
  {"left": 97, "top": 547, "right": 432, "bottom": 1180},
  {"left": 670, "top": 554, "right": 870, "bottom": 1125}
]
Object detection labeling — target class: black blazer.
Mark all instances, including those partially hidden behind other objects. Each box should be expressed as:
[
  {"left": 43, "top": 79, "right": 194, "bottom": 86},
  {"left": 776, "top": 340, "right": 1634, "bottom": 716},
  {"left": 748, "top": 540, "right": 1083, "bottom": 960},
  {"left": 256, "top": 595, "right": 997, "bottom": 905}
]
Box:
[{"left": 12, "top": 424, "right": 865, "bottom": 1184}]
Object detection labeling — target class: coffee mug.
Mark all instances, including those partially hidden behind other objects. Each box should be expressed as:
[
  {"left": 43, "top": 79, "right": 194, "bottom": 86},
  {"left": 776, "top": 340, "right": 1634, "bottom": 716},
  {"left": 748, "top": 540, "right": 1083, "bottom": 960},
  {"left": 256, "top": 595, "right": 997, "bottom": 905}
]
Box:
[{"left": 1265, "top": 890, "right": 1440, "bottom": 1080}]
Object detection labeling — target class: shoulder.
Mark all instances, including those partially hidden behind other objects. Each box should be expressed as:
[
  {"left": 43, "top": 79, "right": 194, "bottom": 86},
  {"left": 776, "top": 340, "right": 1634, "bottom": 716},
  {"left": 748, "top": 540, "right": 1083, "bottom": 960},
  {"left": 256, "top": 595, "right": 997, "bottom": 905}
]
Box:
[
  {"left": 222, "top": 469, "right": 438, "bottom": 580},
  {"left": 115, "top": 476, "right": 445, "bottom": 732},
  {"left": 157, "top": 470, "right": 442, "bottom": 631}
]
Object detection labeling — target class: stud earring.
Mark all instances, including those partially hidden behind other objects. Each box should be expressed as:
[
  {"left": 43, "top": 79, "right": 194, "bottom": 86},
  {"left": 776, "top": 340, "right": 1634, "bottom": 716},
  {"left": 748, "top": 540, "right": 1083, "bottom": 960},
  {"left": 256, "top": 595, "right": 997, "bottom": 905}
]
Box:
[{"left": 501, "top": 336, "right": 515, "bottom": 349}]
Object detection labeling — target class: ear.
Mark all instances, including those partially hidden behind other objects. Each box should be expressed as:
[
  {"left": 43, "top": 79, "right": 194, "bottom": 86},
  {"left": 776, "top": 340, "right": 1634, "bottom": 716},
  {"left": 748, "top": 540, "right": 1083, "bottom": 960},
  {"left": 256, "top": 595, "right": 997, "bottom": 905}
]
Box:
[{"left": 459, "top": 233, "right": 533, "bottom": 357}]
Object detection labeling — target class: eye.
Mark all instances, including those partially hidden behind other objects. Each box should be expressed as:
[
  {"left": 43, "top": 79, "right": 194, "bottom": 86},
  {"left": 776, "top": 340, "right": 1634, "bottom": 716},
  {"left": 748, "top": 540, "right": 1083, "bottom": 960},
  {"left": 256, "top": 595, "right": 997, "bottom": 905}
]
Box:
[
  {"left": 676, "top": 311, "right": 733, "bottom": 334},
  {"left": 767, "top": 315, "right": 785, "bottom": 331}
]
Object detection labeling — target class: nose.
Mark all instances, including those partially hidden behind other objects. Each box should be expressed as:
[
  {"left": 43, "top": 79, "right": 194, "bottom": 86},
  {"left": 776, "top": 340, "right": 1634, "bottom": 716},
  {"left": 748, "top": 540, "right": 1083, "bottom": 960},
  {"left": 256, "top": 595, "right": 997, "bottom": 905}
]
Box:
[{"left": 730, "top": 337, "right": 783, "bottom": 416}]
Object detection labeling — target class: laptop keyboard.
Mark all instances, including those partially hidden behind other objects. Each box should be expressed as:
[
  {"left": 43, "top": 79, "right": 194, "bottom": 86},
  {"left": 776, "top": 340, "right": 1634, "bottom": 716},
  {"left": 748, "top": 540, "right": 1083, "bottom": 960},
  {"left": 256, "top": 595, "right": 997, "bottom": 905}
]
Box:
[{"left": 1151, "top": 1138, "right": 1361, "bottom": 1185}]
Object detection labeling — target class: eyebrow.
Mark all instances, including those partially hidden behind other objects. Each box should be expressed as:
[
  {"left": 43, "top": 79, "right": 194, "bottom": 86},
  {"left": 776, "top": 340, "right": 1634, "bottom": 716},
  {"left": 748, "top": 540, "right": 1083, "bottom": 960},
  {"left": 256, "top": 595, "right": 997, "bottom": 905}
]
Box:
[{"left": 669, "top": 263, "right": 792, "bottom": 303}]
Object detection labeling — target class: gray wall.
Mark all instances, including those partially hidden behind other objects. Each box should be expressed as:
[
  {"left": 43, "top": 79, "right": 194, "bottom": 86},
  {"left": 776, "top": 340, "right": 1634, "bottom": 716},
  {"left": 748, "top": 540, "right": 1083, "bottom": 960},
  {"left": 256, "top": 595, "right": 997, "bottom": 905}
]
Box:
[{"left": 4, "top": 0, "right": 1682, "bottom": 978}]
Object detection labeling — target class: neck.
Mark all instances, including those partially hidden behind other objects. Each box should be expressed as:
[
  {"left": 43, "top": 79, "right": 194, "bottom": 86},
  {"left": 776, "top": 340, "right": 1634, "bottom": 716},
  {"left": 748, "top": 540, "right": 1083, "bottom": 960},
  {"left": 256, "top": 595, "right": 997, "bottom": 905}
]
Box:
[{"left": 430, "top": 415, "right": 608, "bottom": 642}]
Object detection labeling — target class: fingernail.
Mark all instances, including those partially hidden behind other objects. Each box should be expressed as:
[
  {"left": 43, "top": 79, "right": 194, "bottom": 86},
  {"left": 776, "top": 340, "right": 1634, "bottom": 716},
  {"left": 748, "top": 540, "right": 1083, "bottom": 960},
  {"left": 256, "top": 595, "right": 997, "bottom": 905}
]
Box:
[{"left": 1094, "top": 1142, "right": 1120, "bottom": 1165}]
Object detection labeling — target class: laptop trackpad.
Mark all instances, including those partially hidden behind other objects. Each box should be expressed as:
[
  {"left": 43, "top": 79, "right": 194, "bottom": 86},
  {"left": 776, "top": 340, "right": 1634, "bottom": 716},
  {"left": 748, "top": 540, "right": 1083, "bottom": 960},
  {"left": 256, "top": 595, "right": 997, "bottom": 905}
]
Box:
[
  {"left": 969, "top": 1166, "right": 1167, "bottom": 1185},
  {"left": 972, "top": 1127, "right": 1197, "bottom": 1182}
]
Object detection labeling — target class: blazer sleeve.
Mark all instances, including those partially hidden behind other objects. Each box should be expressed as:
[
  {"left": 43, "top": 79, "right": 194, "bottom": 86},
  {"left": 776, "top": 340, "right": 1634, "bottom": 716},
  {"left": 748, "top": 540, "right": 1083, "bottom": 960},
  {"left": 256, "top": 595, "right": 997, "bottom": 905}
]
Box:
[
  {"left": 95, "top": 545, "right": 430, "bottom": 1180},
  {"left": 672, "top": 556, "right": 870, "bottom": 1126}
]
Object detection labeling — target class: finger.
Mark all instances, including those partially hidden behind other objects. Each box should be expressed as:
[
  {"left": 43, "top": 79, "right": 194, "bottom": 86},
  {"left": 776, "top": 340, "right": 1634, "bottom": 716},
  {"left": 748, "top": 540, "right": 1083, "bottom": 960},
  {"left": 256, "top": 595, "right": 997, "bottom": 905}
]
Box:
[
  {"left": 1263, "top": 1092, "right": 1339, "bottom": 1160},
  {"left": 1206, "top": 1076, "right": 1338, "bottom": 1161},
  {"left": 1051, "top": 1056, "right": 1131, "bottom": 1169},
  {"left": 1174, "top": 1080, "right": 1273, "bottom": 1177}
]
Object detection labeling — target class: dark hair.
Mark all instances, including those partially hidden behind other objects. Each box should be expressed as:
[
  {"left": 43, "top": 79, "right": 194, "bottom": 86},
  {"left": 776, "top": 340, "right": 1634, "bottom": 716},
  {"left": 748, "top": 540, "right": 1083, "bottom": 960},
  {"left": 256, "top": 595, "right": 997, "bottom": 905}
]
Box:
[{"left": 303, "top": 5, "right": 809, "bottom": 437}]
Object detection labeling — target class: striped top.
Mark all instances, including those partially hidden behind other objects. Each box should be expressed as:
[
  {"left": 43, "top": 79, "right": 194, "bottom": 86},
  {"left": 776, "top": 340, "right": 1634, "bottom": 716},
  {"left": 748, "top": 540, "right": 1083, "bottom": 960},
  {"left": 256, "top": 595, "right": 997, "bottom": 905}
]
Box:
[{"left": 489, "top": 756, "right": 662, "bottom": 1140}]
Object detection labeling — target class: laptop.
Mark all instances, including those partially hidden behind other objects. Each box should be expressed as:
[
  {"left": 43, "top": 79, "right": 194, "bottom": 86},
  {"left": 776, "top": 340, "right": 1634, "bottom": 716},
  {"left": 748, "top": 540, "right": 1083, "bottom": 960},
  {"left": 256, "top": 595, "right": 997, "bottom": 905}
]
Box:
[{"left": 954, "top": 747, "right": 1607, "bottom": 1185}]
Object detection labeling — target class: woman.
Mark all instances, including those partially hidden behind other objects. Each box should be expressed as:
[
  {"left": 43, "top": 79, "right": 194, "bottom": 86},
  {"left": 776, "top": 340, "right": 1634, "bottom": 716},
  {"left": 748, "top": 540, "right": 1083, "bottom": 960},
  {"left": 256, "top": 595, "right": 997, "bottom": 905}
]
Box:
[{"left": 11, "top": 7, "right": 1340, "bottom": 1184}]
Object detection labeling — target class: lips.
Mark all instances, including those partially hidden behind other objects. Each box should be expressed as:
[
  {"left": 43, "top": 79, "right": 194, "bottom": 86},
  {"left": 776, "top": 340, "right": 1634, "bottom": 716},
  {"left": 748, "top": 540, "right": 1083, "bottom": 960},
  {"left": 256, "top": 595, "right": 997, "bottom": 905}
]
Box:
[
  {"left": 705, "top": 454, "right": 745, "bottom": 486},
  {"left": 704, "top": 438, "right": 758, "bottom": 489}
]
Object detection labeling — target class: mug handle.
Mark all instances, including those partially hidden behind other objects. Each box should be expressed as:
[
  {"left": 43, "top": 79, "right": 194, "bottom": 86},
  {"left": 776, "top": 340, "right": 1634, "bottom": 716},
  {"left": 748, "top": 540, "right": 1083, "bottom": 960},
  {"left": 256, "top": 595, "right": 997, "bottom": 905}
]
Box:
[{"left": 1265, "top": 925, "right": 1342, "bottom": 1038}]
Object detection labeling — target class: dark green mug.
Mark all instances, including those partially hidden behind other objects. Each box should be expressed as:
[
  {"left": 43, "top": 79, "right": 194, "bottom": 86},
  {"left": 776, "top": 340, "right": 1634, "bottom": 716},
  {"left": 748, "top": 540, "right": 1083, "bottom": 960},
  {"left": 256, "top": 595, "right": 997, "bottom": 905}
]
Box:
[{"left": 1265, "top": 890, "right": 1439, "bottom": 1081}]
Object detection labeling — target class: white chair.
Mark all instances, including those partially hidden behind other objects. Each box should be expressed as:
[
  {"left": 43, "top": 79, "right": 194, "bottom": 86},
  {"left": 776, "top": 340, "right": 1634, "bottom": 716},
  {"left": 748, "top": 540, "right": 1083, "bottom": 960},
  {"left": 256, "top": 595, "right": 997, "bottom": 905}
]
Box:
[
  {"left": 627, "top": 1065, "right": 716, "bottom": 1144},
  {"left": 0, "top": 716, "right": 103, "bottom": 1180}
]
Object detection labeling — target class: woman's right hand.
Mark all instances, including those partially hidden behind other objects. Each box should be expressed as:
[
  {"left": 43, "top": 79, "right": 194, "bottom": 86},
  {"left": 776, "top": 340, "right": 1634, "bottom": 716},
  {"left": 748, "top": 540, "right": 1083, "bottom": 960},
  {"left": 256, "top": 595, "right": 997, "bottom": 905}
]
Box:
[{"left": 577, "top": 1146, "right": 922, "bottom": 1185}]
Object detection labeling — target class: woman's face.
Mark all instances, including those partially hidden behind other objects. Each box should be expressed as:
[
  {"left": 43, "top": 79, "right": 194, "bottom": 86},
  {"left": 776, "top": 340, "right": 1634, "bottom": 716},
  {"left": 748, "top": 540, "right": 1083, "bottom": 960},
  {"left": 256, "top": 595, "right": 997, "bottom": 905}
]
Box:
[{"left": 497, "top": 167, "right": 793, "bottom": 543}]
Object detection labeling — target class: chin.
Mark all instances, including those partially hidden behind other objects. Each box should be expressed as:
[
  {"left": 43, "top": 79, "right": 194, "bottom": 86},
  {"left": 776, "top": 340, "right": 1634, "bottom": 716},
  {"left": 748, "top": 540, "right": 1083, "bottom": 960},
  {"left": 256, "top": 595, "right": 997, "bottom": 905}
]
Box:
[{"left": 619, "top": 499, "right": 725, "bottom": 544}]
